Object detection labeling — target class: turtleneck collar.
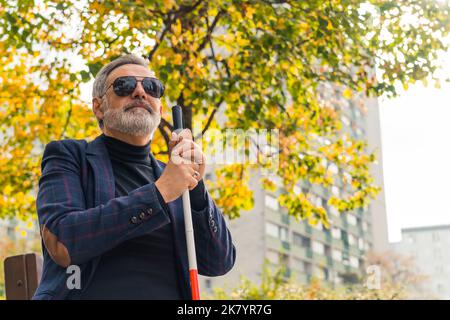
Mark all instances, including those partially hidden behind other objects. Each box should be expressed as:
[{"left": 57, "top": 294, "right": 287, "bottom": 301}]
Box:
[{"left": 100, "top": 133, "right": 151, "bottom": 164}]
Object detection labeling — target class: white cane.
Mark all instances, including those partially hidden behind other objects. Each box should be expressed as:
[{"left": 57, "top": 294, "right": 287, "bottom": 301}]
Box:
[{"left": 172, "top": 105, "right": 200, "bottom": 300}]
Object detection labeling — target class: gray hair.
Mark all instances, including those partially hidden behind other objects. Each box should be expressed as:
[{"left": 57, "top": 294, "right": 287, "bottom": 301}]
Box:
[{"left": 92, "top": 54, "right": 150, "bottom": 128}]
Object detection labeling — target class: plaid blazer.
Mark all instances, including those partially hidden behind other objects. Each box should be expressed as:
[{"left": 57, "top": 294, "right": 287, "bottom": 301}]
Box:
[{"left": 33, "top": 135, "right": 236, "bottom": 300}]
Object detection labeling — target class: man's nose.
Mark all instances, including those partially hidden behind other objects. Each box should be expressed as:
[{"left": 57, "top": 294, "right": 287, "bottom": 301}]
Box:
[{"left": 131, "top": 81, "right": 146, "bottom": 99}]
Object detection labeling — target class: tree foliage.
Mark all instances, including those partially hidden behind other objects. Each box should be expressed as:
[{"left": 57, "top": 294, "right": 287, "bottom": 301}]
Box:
[
  {"left": 1, "top": 0, "right": 449, "bottom": 223},
  {"left": 206, "top": 253, "right": 432, "bottom": 300}
]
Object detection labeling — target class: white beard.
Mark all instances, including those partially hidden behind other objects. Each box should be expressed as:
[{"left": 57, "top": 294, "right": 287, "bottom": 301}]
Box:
[{"left": 102, "top": 103, "right": 161, "bottom": 137}]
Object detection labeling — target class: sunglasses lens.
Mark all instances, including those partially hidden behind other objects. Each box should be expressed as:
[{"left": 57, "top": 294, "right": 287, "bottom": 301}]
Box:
[
  {"left": 142, "top": 78, "right": 165, "bottom": 98},
  {"left": 113, "top": 76, "right": 137, "bottom": 96}
]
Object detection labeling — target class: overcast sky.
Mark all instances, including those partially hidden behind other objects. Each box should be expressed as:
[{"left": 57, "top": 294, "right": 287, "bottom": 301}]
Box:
[{"left": 379, "top": 49, "right": 450, "bottom": 243}]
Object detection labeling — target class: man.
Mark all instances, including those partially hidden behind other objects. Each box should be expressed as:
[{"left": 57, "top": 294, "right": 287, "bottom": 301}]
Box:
[{"left": 33, "top": 54, "right": 236, "bottom": 300}]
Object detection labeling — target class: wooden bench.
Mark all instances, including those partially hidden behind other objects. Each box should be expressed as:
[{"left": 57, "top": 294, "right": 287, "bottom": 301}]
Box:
[{"left": 3, "top": 253, "right": 42, "bottom": 300}]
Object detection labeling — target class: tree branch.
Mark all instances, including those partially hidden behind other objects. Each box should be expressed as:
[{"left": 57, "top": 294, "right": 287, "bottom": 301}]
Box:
[
  {"left": 158, "top": 121, "right": 171, "bottom": 151},
  {"left": 147, "top": 21, "right": 171, "bottom": 61},
  {"left": 60, "top": 98, "right": 73, "bottom": 140},
  {"left": 194, "top": 96, "right": 224, "bottom": 140},
  {"left": 198, "top": 9, "right": 225, "bottom": 52},
  {"left": 160, "top": 117, "right": 174, "bottom": 132}
]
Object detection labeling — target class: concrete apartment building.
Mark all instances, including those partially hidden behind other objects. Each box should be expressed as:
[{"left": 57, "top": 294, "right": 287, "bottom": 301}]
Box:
[{"left": 199, "top": 85, "right": 389, "bottom": 295}]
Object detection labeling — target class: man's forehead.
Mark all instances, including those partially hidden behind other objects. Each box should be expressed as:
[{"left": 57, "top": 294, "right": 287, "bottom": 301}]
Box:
[{"left": 107, "top": 64, "right": 155, "bottom": 82}]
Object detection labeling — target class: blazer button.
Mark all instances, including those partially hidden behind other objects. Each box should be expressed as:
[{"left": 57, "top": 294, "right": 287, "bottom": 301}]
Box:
[
  {"left": 213, "top": 226, "right": 218, "bottom": 233},
  {"left": 139, "top": 212, "right": 146, "bottom": 220},
  {"left": 209, "top": 219, "right": 216, "bottom": 228},
  {"left": 146, "top": 208, "right": 153, "bottom": 215},
  {"left": 130, "top": 216, "right": 139, "bottom": 224}
]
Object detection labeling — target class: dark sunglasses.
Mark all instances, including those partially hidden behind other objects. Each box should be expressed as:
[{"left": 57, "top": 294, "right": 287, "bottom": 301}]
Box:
[{"left": 103, "top": 76, "right": 165, "bottom": 98}]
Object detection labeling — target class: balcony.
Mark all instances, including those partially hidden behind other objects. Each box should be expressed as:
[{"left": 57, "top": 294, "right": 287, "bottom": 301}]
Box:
[
  {"left": 327, "top": 256, "right": 333, "bottom": 267},
  {"left": 281, "top": 214, "right": 290, "bottom": 226},
  {"left": 305, "top": 224, "right": 313, "bottom": 235},
  {"left": 266, "top": 235, "right": 291, "bottom": 253},
  {"left": 306, "top": 248, "right": 313, "bottom": 259},
  {"left": 281, "top": 240, "right": 291, "bottom": 251}
]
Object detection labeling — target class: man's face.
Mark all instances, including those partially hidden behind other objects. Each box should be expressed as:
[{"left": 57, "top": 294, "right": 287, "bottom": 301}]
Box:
[{"left": 98, "top": 64, "right": 162, "bottom": 137}]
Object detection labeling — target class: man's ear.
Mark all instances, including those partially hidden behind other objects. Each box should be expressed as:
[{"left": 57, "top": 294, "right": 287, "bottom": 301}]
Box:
[{"left": 92, "top": 97, "right": 104, "bottom": 121}]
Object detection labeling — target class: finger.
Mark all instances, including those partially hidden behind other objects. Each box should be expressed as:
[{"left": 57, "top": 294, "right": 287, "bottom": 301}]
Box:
[
  {"left": 179, "top": 148, "right": 204, "bottom": 165},
  {"left": 178, "top": 128, "right": 193, "bottom": 141},
  {"left": 188, "top": 176, "right": 199, "bottom": 190},
  {"left": 172, "top": 139, "right": 195, "bottom": 157},
  {"left": 171, "top": 131, "right": 178, "bottom": 142},
  {"left": 192, "top": 170, "right": 201, "bottom": 181},
  {"left": 169, "top": 131, "right": 179, "bottom": 150},
  {"left": 185, "top": 166, "right": 200, "bottom": 179}
]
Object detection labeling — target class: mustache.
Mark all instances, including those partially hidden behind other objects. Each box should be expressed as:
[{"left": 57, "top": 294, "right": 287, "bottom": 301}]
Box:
[{"left": 124, "top": 100, "right": 154, "bottom": 114}]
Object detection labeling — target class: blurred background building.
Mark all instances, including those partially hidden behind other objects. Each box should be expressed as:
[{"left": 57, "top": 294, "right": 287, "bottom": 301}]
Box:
[
  {"left": 200, "top": 86, "right": 389, "bottom": 294},
  {"left": 390, "top": 225, "right": 450, "bottom": 299}
]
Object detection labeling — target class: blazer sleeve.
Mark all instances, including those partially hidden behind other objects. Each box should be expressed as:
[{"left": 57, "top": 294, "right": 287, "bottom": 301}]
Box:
[
  {"left": 36, "top": 140, "right": 171, "bottom": 267},
  {"left": 190, "top": 181, "right": 236, "bottom": 277}
]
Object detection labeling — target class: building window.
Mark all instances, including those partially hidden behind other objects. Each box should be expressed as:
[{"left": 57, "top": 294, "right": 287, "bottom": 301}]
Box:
[
  {"left": 266, "top": 250, "right": 279, "bottom": 264},
  {"left": 342, "top": 251, "right": 350, "bottom": 266},
  {"left": 312, "top": 241, "right": 325, "bottom": 255},
  {"left": 332, "top": 227, "right": 341, "bottom": 239},
  {"left": 329, "top": 205, "right": 339, "bottom": 217},
  {"left": 432, "top": 232, "right": 440, "bottom": 242},
  {"left": 324, "top": 244, "right": 332, "bottom": 257},
  {"left": 313, "top": 266, "right": 329, "bottom": 280},
  {"left": 292, "top": 233, "right": 301, "bottom": 246},
  {"left": 332, "top": 249, "right": 342, "bottom": 262},
  {"left": 358, "top": 238, "right": 365, "bottom": 251},
  {"left": 341, "top": 231, "right": 349, "bottom": 245},
  {"left": 266, "top": 222, "right": 288, "bottom": 242},
  {"left": 350, "top": 256, "right": 359, "bottom": 268},
  {"left": 348, "top": 234, "right": 356, "bottom": 246},
  {"left": 341, "top": 115, "right": 350, "bottom": 126},
  {"left": 265, "top": 195, "right": 279, "bottom": 211},
  {"left": 362, "top": 222, "right": 369, "bottom": 232},
  {"left": 266, "top": 222, "right": 279, "bottom": 238},
  {"left": 356, "top": 217, "right": 362, "bottom": 229},
  {"left": 315, "top": 196, "right": 323, "bottom": 207},
  {"left": 293, "top": 258, "right": 305, "bottom": 272},
  {"left": 279, "top": 226, "right": 288, "bottom": 242},
  {"left": 347, "top": 214, "right": 357, "bottom": 226},
  {"left": 293, "top": 233, "right": 311, "bottom": 248},
  {"left": 279, "top": 253, "right": 289, "bottom": 266},
  {"left": 407, "top": 235, "right": 415, "bottom": 243}
]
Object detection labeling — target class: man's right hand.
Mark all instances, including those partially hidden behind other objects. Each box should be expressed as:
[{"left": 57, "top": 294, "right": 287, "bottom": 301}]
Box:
[{"left": 155, "top": 130, "right": 205, "bottom": 203}]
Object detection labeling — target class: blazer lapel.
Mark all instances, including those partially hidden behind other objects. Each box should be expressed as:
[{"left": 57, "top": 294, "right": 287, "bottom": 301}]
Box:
[{"left": 86, "top": 135, "right": 116, "bottom": 206}]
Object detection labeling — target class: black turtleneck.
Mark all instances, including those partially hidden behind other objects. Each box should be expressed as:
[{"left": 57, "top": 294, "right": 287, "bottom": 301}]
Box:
[{"left": 76, "top": 134, "right": 207, "bottom": 300}]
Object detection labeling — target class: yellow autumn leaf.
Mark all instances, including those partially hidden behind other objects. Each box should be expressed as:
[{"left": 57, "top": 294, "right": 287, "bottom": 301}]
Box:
[
  {"left": 342, "top": 88, "right": 353, "bottom": 99},
  {"left": 327, "top": 20, "right": 333, "bottom": 30},
  {"left": 245, "top": 6, "right": 255, "bottom": 19},
  {"left": 172, "top": 20, "right": 182, "bottom": 37},
  {"left": 172, "top": 54, "right": 183, "bottom": 65},
  {"left": 4, "top": 184, "right": 13, "bottom": 196}
]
